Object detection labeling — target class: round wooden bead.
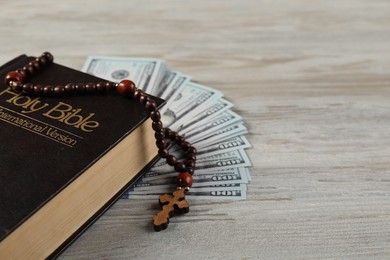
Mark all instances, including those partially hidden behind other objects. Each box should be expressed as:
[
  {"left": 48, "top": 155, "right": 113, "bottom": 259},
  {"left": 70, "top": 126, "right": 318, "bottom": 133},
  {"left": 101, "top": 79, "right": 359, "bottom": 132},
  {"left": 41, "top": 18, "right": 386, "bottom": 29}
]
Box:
[
  {"left": 64, "top": 83, "right": 75, "bottom": 95},
  {"left": 154, "top": 130, "right": 165, "bottom": 140},
  {"left": 133, "top": 89, "right": 142, "bottom": 99},
  {"left": 164, "top": 128, "right": 172, "bottom": 137},
  {"left": 158, "top": 148, "right": 169, "bottom": 158},
  {"left": 187, "top": 153, "right": 196, "bottom": 161},
  {"left": 117, "top": 80, "right": 135, "bottom": 97},
  {"left": 75, "top": 83, "right": 86, "bottom": 94},
  {"left": 181, "top": 141, "right": 191, "bottom": 151},
  {"left": 5, "top": 71, "right": 23, "bottom": 85},
  {"left": 33, "top": 84, "right": 44, "bottom": 96},
  {"left": 150, "top": 111, "right": 161, "bottom": 122},
  {"left": 26, "top": 65, "right": 35, "bottom": 75},
  {"left": 175, "top": 135, "right": 184, "bottom": 144},
  {"left": 105, "top": 82, "right": 116, "bottom": 92},
  {"left": 22, "top": 66, "right": 30, "bottom": 75},
  {"left": 145, "top": 99, "right": 157, "bottom": 111},
  {"left": 176, "top": 172, "right": 193, "bottom": 188},
  {"left": 152, "top": 121, "right": 163, "bottom": 131},
  {"left": 170, "top": 131, "right": 179, "bottom": 141},
  {"left": 54, "top": 85, "right": 65, "bottom": 96},
  {"left": 188, "top": 147, "right": 197, "bottom": 154},
  {"left": 43, "top": 85, "right": 54, "bottom": 96},
  {"left": 86, "top": 83, "right": 96, "bottom": 94},
  {"left": 38, "top": 56, "right": 47, "bottom": 66},
  {"left": 167, "top": 155, "right": 177, "bottom": 166},
  {"left": 139, "top": 94, "right": 147, "bottom": 104},
  {"left": 31, "top": 60, "right": 41, "bottom": 70},
  {"left": 156, "top": 139, "right": 166, "bottom": 149},
  {"left": 22, "top": 83, "right": 34, "bottom": 94},
  {"left": 16, "top": 69, "right": 27, "bottom": 79},
  {"left": 174, "top": 162, "right": 186, "bottom": 172},
  {"left": 96, "top": 82, "right": 106, "bottom": 93},
  {"left": 184, "top": 159, "right": 195, "bottom": 168},
  {"left": 187, "top": 167, "right": 195, "bottom": 175},
  {"left": 43, "top": 52, "right": 53, "bottom": 63},
  {"left": 11, "top": 81, "right": 23, "bottom": 92}
]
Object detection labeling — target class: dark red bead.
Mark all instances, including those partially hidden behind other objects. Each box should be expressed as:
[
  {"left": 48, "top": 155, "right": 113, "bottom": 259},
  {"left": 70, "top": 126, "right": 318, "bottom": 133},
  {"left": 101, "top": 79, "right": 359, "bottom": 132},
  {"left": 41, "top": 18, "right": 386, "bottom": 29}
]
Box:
[
  {"left": 43, "top": 85, "right": 54, "bottom": 96},
  {"left": 43, "top": 52, "right": 53, "bottom": 63},
  {"left": 22, "top": 66, "right": 30, "bottom": 75},
  {"left": 22, "top": 83, "right": 34, "bottom": 94},
  {"left": 31, "top": 60, "right": 41, "bottom": 70},
  {"left": 187, "top": 153, "right": 196, "bottom": 161},
  {"left": 26, "top": 65, "right": 34, "bottom": 75},
  {"left": 170, "top": 132, "right": 179, "bottom": 141},
  {"left": 154, "top": 130, "right": 165, "bottom": 140},
  {"left": 188, "top": 147, "right": 197, "bottom": 154},
  {"left": 139, "top": 94, "right": 147, "bottom": 104},
  {"left": 16, "top": 69, "right": 27, "bottom": 79},
  {"left": 38, "top": 56, "right": 47, "bottom": 66},
  {"left": 33, "top": 84, "right": 44, "bottom": 95},
  {"left": 5, "top": 71, "right": 23, "bottom": 85},
  {"left": 75, "top": 83, "right": 86, "bottom": 94},
  {"left": 96, "top": 82, "right": 106, "bottom": 93},
  {"left": 167, "top": 155, "right": 177, "bottom": 166},
  {"left": 117, "top": 80, "right": 135, "bottom": 97},
  {"left": 158, "top": 148, "right": 169, "bottom": 158},
  {"left": 105, "top": 82, "right": 116, "bottom": 92},
  {"left": 175, "top": 135, "right": 184, "bottom": 144},
  {"left": 152, "top": 121, "right": 163, "bottom": 131},
  {"left": 156, "top": 139, "right": 166, "bottom": 149},
  {"left": 184, "top": 159, "right": 195, "bottom": 168},
  {"left": 133, "top": 89, "right": 142, "bottom": 99},
  {"left": 164, "top": 128, "right": 172, "bottom": 137},
  {"left": 86, "top": 83, "right": 96, "bottom": 94},
  {"left": 54, "top": 85, "right": 65, "bottom": 96},
  {"left": 150, "top": 111, "right": 161, "bottom": 122},
  {"left": 181, "top": 141, "right": 191, "bottom": 151},
  {"left": 11, "top": 81, "right": 23, "bottom": 92},
  {"left": 187, "top": 167, "right": 195, "bottom": 175},
  {"left": 174, "top": 162, "right": 186, "bottom": 172},
  {"left": 145, "top": 99, "right": 157, "bottom": 111},
  {"left": 64, "top": 83, "right": 75, "bottom": 95},
  {"left": 176, "top": 172, "right": 193, "bottom": 187}
]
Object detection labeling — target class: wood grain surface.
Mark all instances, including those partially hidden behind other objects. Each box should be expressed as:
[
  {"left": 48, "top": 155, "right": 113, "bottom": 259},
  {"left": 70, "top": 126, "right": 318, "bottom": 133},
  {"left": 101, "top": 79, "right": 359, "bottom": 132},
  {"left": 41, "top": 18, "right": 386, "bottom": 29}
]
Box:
[{"left": 1, "top": 0, "right": 389, "bottom": 259}]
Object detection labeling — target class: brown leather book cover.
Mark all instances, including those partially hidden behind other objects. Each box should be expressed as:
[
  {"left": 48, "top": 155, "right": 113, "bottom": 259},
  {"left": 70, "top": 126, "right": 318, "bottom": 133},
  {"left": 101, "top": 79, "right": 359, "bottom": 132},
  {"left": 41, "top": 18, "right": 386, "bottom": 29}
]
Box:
[{"left": 0, "top": 55, "right": 164, "bottom": 258}]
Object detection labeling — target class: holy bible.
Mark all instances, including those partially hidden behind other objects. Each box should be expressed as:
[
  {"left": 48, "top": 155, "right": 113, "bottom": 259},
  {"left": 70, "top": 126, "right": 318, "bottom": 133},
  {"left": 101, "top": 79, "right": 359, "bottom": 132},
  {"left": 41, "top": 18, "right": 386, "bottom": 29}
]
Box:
[{"left": 0, "top": 55, "right": 163, "bottom": 259}]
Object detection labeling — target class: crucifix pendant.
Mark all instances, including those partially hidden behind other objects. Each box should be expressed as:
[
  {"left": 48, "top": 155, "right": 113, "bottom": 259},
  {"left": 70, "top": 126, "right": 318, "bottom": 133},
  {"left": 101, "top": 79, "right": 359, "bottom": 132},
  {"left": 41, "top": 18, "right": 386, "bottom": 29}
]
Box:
[{"left": 153, "top": 188, "right": 189, "bottom": 231}]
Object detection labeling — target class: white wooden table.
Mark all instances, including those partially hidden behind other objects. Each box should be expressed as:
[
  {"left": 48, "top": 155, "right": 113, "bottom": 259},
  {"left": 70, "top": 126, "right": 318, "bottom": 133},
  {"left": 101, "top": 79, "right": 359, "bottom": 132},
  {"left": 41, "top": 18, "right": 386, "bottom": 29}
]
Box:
[{"left": 1, "top": 0, "right": 389, "bottom": 259}]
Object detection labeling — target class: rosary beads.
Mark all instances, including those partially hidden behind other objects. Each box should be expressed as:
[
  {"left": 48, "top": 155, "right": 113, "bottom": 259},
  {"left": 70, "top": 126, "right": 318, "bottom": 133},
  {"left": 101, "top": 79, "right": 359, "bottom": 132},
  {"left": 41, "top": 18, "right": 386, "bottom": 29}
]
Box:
[{"left": 4, "top": 52, "right": 197, "bottom": 231}]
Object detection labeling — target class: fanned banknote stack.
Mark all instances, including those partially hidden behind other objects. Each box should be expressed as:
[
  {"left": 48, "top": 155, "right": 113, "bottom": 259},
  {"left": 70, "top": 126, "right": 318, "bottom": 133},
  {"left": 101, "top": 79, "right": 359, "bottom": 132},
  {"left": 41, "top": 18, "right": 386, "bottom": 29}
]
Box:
[{"left": 82, "top": 57, "right": 252, "bottom": 200}]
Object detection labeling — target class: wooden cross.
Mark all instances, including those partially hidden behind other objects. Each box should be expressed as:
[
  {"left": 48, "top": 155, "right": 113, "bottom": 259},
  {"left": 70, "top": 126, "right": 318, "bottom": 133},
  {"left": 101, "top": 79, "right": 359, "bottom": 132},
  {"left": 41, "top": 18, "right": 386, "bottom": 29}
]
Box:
[{"left": 153, "top": 188, "right": 189, "bottom": 231}]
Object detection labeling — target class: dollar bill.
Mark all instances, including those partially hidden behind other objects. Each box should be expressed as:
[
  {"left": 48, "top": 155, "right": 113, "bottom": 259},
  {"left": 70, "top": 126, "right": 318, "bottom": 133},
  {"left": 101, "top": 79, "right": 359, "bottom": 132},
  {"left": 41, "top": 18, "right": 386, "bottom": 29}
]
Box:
[
  {"left": 159, "top": 74, "right": 191, "bottom": 114},
  {"left": 82, "top": 56, "right": 166, "bottom": 93},
  {"left": 162, "top": 82, "right": 223, "bottom": 129},
  {"left": 151, "top": 70, "right": 178, "bottom": 97},
  {"left": 194, "top": 124, "right": 248, "bottom": 148},
  {"left": 184, "top": 110, "right": 242, "bottom": 143},
  {"left": 177, "top": 98, "right": 234, "bottom": 134},
  {"left": 197, "top": 135, "right": 251, "bottom": 156}
]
